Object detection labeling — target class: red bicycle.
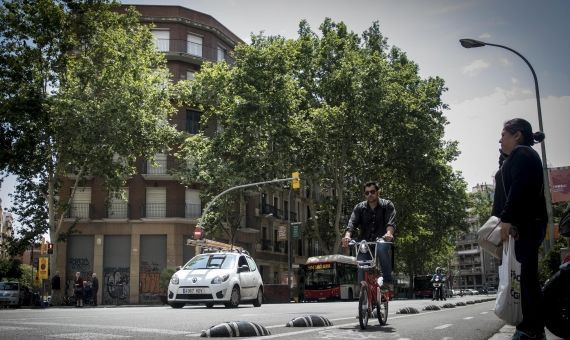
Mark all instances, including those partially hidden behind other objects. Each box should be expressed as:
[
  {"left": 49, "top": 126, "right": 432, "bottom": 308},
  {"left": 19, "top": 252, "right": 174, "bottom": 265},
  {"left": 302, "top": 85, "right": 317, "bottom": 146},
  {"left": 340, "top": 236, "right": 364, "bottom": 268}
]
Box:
[{"left": 349, "top": 239, "right": 392, "bottom": 329}]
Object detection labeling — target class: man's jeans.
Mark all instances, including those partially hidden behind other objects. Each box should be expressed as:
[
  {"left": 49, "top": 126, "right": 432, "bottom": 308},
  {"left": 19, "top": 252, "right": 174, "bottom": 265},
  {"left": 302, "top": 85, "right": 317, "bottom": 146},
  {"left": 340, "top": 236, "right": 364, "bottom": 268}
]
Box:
[{"left": 356, "top": 242, "right": 393, "bottom": 284}]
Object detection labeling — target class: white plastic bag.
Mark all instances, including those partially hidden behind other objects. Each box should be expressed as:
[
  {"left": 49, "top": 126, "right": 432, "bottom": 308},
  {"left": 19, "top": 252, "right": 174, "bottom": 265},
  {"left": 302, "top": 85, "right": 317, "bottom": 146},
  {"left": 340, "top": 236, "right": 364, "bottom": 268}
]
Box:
[{"left": 494, "top": 236, "right": 523, "bottom": 325}]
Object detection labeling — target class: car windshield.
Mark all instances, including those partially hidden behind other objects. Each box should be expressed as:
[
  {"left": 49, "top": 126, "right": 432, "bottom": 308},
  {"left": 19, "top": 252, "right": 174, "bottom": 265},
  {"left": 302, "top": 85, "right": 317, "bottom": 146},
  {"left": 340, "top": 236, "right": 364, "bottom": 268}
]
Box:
[
  {"left": 0, "top": 282, "right": 19, "bottom": 290},
  {"left": 183, "top": 254, "right": 236, "bottom": 270}
]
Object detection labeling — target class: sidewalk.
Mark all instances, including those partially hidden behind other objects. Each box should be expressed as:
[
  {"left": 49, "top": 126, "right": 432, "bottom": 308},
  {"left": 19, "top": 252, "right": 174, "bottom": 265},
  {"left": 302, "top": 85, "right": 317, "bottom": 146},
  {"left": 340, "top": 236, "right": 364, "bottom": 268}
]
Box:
[{"left": 488, "top": 325, "right": 564, "bottom": 340}]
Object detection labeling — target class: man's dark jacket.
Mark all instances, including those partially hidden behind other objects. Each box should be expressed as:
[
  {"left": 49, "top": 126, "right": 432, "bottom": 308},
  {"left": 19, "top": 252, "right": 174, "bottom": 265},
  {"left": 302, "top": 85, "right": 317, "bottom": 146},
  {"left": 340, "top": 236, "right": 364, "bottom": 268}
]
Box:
[{"left": 346, "top": 198, "right": 396, "bottom": 241}]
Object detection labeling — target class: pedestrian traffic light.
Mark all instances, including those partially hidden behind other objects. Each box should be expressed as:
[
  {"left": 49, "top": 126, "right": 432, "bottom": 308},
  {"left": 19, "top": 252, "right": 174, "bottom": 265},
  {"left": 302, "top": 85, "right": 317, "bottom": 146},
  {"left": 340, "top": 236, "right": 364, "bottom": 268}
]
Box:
[
  {"left": 47, "top": 243, "right": 53, "bottom": 254},
  {"left": 193, "top": 226, "right": 205, "bottom": 240},
  {"left": 292, "top": 171, "right": 300, "bottom": 189}
]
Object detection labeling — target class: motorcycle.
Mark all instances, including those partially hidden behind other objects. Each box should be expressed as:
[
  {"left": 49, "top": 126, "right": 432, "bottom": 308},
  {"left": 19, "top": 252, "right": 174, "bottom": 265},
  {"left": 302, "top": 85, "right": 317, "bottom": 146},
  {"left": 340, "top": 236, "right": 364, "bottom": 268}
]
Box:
[{"left": 431, "top": 275, "right": 446, "bottom": 301}]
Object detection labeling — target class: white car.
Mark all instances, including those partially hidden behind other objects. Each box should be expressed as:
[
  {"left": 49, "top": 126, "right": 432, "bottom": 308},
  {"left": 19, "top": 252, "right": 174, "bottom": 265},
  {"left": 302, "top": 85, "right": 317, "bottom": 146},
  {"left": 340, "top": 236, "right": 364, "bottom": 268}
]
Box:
[{"left": 168, "top": 251, "right": 263, "bottom": 309}]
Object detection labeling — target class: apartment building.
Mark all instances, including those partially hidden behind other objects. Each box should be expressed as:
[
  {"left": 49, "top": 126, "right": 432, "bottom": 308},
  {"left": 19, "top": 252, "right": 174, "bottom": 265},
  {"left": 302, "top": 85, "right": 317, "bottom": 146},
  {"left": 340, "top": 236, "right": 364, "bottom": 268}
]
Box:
[
  {"left": 55, "top": 5, "right": 317, "bottom": 305},
  {"left": 0, "top": 200, "right": 14, "bottom": 257},
  {"left": 451, "top": 183, "right": 499, "bottom": 291}
]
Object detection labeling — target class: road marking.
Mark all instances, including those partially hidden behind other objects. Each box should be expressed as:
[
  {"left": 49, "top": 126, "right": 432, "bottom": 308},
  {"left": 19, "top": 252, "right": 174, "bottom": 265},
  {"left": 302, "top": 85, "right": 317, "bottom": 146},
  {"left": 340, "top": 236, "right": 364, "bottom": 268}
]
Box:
[
  {"left": 480, "top": 312, "right": 488, "bottom": 314},
  {"left": 463, "top": 316, "right": 474, "bottom": 320},
  {"left": 0, "top": 321, "right": 190, "bottom": 336},
  {"left": 0, "top": 326, "right": 33, "bottom": 331},
  {"left": 48, "top": 333, "right": 130, "bottom": 339},
  {"left": 434, "top": 324, "right": 453, "bottom": 329}
]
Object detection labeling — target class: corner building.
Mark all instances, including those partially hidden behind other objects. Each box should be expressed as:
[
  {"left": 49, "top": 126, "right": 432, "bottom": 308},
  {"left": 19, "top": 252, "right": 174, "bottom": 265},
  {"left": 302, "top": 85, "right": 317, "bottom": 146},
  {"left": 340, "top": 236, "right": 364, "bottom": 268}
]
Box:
[{"left": 55, "top": 5, "right": 320, "bottom": 305}]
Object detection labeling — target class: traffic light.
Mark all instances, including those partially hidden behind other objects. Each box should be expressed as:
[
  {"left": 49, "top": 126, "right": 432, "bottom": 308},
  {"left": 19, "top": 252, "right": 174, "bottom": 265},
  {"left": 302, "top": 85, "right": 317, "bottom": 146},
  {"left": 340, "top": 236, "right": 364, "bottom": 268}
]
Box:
[
  {"left": 47, "top": 243, "right": 54, "bottom": 254},
  {"left": 193, "top": 226, "right": 205, "bottom": 240},
  {"left": 292, "top": 171, "right": 300, "bottom": 189}
]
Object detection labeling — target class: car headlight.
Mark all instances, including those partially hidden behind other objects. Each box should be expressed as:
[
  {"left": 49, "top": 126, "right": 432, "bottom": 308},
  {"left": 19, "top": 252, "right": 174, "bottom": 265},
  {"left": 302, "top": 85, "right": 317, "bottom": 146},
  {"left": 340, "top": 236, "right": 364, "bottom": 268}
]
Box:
[
  {"left": 211, "top": 274, "right": 230, "bottom": 284},
  {"left": 170, "top": 274, "right": 179, "bottom": 285}
]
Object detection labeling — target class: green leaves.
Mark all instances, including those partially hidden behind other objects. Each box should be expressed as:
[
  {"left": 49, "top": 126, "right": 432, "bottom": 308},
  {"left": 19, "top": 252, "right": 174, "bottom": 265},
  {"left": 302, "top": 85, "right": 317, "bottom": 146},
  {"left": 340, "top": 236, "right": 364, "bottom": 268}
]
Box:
[
  {"left": 1, "top": 1, "right": 180, "bottom": 249},
  {"left": 176, "top": 18, "right": 468, "bottom": 272}
]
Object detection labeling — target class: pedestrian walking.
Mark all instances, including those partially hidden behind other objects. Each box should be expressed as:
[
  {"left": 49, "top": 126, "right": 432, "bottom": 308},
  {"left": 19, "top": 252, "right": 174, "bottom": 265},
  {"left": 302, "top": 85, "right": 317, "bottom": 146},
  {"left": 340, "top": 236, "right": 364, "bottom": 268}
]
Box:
[
  {"left": 51, "top": 271, "right": 61, "bottom": 306},
  {"left": 91, "top": 273, "right": 99, "bottom": 306},
  {"left": 493, "top": 118, "right": 547, "bottom": 340},
  {"left": 74, "top": 272, "right": 84, "bottom": 307}
]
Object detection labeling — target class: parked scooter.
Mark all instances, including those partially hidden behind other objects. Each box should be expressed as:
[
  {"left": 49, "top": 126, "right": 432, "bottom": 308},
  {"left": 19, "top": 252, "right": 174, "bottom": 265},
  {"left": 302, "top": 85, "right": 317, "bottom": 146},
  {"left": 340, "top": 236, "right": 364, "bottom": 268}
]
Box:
[{"left": 431, "top": 267, "right": 446, "bottom": 301}]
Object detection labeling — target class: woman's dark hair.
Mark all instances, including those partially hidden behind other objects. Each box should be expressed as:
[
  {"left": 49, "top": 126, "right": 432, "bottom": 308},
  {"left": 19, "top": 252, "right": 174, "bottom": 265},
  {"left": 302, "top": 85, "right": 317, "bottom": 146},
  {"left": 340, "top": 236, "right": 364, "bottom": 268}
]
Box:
[
  {"left": 363, "top": 181, "right": 379, "bottom": 191},
  {"left": 503, "top": 118, "right": 545, "bottom": 146}
]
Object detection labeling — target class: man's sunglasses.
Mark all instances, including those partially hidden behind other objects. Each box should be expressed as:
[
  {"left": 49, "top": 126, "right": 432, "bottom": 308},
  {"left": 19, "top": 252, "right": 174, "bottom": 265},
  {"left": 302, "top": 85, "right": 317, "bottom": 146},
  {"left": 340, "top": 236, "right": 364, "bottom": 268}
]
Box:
[{"left": 364, "top": 190, "right": 376, "bottom": 196}]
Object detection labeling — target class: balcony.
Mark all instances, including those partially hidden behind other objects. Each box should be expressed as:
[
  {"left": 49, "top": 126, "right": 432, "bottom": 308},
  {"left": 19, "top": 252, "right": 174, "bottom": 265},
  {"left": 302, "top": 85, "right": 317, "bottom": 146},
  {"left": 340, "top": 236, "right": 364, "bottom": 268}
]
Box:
[
  {"left": 154, "top": 39, "right": 235, "bottom": 64},
  {"left": 261, "top": 204, "right": 282, "bottom": 219},
  {"left": 106, "top": 203, "right": 130, "bottom": 219},
  {"left": 66, "top": 203, "right": 93, "bottom": 219},
  {"left": 142, "top": 158, "right": 180, "bottom": 176},
  {"left": 142, "top": 203, "right": 201, "bottom": 219}
]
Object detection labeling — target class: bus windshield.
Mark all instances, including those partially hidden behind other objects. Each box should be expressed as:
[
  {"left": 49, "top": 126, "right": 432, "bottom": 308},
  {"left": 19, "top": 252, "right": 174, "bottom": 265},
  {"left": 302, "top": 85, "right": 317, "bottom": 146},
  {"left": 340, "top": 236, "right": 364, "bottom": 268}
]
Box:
[{"left": 305, "top": 263, "right": 336, "bottom": 287}]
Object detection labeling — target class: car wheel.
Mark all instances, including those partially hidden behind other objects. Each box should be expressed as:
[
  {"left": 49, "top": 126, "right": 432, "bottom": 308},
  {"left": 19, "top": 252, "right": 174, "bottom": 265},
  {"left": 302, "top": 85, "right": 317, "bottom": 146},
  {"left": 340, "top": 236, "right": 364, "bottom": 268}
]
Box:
[
  {"left": 170, "top": 302, "right": 184, "bottom": 309},
  {"left": 253, "top": 288, "right": 263, "bottom": 307},
  {"left": 205, "top": 302, "right": 214, "bottom": 308},
  {"left": 225, "top": 286, "right": 240, "bottom": 308}
]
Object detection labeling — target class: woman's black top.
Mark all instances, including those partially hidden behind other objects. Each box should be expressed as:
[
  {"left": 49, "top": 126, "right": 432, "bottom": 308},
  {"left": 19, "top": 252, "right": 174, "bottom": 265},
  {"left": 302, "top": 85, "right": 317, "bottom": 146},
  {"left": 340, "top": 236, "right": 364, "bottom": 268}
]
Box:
[{"left": 491, "top": 145, "right": 547, "bottom": 239}]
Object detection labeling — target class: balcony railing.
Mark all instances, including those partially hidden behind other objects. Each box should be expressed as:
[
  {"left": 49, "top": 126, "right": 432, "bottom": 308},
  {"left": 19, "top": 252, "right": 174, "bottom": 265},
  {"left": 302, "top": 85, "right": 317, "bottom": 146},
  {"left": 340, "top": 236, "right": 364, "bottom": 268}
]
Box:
[
  {"left": 66, "top": 203, "right": 92, "bottom": 219},
  {"left": 142, "top": 203, "right": 201, "bottom": 219},
  {"left": 106, "top": 203, "right": 129, "bottom": 219},
  {"left": 261, "top": 204, "right": 281, "bottom": 219},
  {"left": 154, "top": 39, "right": 235, "bottom": 64}
]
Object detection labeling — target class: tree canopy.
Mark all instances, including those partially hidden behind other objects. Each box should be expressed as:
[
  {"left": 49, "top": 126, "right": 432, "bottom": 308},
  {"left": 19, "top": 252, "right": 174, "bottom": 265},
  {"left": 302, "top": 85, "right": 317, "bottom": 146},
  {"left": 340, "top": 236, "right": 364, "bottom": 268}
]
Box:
[
  {"left": 0, "top": 0, "right": 179, "bottom": 255},
  {"left": 177, "top": 18, "right": 468, "bottom": 277}
]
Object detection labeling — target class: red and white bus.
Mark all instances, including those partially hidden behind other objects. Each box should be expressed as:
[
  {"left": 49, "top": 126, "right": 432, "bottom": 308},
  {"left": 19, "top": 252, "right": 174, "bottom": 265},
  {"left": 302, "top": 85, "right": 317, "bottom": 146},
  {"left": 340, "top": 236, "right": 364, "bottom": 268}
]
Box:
[{"left": 303, "top": 255, "right": 359, "bottom": 301}]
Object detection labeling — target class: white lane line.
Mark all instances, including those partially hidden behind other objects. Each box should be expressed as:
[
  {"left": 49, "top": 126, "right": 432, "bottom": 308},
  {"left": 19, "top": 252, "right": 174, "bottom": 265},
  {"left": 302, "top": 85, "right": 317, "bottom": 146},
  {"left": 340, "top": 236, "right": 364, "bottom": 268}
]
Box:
[
  {"left": 0, "top": 326, "right": 33, "bottom": 331},
  {"left": 48, "top": 333, "right": 131, "bottom": 339},
  {"left": 463, "top": 316, "right": 474, "bottom": 320},
  {"left": 434, "top": 324, "right": 453, "bottom": 329},
  {"left": 2, "top": 321, "right": 190, "bottom": 336},
  {"left": 480, "top": 311, "right": 488, "bottom": 314}
]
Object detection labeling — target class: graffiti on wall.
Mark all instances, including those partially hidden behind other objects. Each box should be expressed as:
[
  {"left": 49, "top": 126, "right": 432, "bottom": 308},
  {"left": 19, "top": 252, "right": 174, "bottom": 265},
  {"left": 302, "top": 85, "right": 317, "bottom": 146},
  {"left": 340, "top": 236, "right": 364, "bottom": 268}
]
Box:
[
  {"left": 139, "top": 261, "right": 162, "bottom": 304},
  {"left": 103, "top": 268, "right": 130, "bottom": 305}
]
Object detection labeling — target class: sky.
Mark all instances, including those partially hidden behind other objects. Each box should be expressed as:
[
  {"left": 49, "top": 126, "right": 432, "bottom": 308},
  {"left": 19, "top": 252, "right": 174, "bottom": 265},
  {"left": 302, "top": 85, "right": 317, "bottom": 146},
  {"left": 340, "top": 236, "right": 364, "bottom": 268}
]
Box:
[{"left": 1, "top": 0, "right": 569, "bottom": 219}]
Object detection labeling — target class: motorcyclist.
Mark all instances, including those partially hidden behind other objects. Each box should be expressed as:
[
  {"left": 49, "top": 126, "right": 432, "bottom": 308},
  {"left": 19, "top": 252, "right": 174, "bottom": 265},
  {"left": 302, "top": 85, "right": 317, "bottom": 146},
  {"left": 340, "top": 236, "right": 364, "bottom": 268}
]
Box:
[
  {"left": 431, "top": 267, "right": 446, "bottom": 301},
  {"left": 342, "top": 181, "right": 396, "bottom": 291}
]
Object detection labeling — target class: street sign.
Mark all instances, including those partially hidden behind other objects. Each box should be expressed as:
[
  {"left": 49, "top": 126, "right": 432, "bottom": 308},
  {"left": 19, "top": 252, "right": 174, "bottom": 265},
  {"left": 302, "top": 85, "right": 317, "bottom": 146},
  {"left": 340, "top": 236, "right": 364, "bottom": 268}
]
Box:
[
  {"left": 38, "top": 257, "right": 49, "bottom": 280},
  {"left": 277, "top": 225, "right": 288, "bottom": 241},
  {"left": 291, "top": 224, "right": 299, "bottom": 239}
]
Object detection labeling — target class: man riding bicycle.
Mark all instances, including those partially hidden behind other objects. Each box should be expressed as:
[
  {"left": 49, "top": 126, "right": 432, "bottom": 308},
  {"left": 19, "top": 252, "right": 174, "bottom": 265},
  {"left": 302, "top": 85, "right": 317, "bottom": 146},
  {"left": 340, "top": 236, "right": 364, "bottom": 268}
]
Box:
[{"left": 342, "top": 181, "right": 396, "bottom": 291}]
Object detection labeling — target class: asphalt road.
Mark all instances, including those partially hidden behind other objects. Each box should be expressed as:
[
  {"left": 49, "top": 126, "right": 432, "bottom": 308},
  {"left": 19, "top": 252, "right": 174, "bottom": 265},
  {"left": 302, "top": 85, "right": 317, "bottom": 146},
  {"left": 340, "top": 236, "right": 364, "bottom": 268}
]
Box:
[{"left": 0, "top": 295, "right": 507, "bottom": 339}]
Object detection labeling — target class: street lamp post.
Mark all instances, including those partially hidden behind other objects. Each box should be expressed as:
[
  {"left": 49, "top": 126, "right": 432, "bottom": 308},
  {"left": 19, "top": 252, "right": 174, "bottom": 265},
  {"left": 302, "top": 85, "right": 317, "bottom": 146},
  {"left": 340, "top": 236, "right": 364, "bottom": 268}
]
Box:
[{"left": 459, "top": 38, "right": 555, "bottom": 251}]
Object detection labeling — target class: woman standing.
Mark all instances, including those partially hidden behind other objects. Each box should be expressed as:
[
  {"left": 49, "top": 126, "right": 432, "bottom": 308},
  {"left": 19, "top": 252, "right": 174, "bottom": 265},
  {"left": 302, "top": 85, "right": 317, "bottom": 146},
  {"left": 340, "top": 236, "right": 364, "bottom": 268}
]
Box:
[
  {"left": 74, "top": 272, "right": 84, "bottom": 308},
  {"left": 493, "top": 118, "right": 547, "bottom": 340}
]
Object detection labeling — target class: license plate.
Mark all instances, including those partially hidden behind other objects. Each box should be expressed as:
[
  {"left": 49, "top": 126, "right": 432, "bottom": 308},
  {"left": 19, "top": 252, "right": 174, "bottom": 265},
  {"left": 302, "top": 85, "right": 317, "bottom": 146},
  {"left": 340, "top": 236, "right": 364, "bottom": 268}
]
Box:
[{"left": 181, "top": 288, "right": 208, "bottom": 294}]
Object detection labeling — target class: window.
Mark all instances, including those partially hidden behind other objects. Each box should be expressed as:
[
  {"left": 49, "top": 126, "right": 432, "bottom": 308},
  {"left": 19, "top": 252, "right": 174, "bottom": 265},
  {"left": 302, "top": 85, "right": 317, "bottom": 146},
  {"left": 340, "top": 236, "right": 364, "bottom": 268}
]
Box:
[
  {"left": 146, "top": 187, "right": 166, "bottom": 218},
  {"left": 151, "top": 30, "right": 169, "bottom": 52},
  {"left": 186, "top": 71, "right": 195, "bottom": 81},
  {"left": 217, "top": 46, "right": 226, "bottom": 62},
  {"left": 246, "top": 257, "right": 257, "bottom": 271},
  {"left": 146, "top": 153, "right": 167, "bottom": 175},
  {"left": 187, "top": 34, "right": 202, "bottom": 57},
  {"left": 108, "top": 188, "right": 128, "bottom": 219},
  {"left": 186, "top": 109, "right": 201, "bottom": 134},
  {"left": 185, "top": 189, "right": 201, "bottom": 218},
  {"left": 70, "top": 187, "right": 91, "bottom": 219}
]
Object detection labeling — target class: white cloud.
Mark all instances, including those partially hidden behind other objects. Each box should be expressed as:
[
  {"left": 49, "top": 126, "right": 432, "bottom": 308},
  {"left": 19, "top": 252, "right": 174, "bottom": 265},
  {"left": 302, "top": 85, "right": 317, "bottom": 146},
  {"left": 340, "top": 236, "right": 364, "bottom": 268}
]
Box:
[
  {"left": 462, "top": 59, "right": 490, "bottom": 76},
  {"left": 500, "top": 57, "right": 511, "bottom": 66},
  {"left": 479, "top": 33, "right": 492, "bottom": 39},
  {"left": 445, "top": 89, "right": 570, "bottom": 189}
]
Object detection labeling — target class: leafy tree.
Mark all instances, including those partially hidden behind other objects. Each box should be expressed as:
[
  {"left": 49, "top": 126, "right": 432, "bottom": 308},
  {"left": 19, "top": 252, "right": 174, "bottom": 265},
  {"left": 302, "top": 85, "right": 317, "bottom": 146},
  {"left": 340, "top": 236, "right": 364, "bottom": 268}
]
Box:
[
  {"left": 177, "top": 19, "right": 468, "bottom": 278},
  {"left": 0, "top": 1, "right": 179, "bottom": 270},
  {"left": 0, "top": 257, "right": 23, "bottom": 281}
]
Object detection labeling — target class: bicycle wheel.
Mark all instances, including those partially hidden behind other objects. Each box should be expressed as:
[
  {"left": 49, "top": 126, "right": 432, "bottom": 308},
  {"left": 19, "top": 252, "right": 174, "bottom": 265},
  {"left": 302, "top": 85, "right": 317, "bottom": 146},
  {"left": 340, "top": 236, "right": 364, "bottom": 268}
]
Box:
[
  {"left": 377, "top": 298, "right": 388, "bottom": 325},
  {"left": 358, "top": 283, "right": 369, "bottom": 329}
]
